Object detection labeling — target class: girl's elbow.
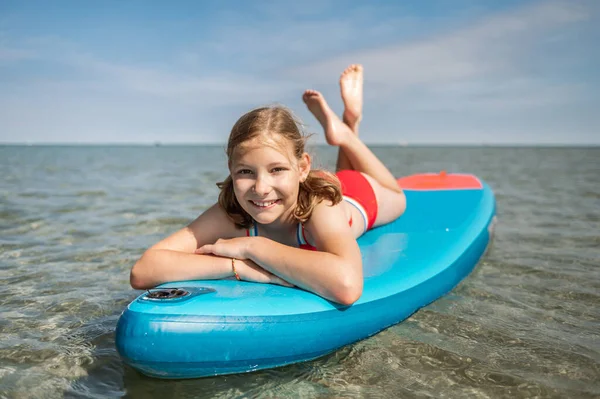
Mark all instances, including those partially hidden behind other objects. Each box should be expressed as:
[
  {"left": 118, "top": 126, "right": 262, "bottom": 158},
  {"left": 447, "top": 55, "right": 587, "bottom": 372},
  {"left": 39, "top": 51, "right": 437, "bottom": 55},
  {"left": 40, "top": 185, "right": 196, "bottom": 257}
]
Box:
[
  {"left": 130, "top": 272, "right": 149, "bottom": 290},
  {"left": 130, "top": 266, "right": 150, "bottom": 290},
  {"left": 333, "top": 275, "right": 363, "bottom": 306},
  {"left": 129, "top": 254, "right": 154, "bottom": 290},
  {"left": 335, "top": 290, "right": 362, "bottom": 306}
]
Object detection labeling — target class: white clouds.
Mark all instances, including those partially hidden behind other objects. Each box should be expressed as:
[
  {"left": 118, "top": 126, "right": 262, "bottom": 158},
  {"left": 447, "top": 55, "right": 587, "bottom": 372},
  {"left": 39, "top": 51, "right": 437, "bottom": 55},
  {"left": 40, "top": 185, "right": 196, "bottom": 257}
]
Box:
[
  {"left": 406, "top": 78, "right": 585, "bottom": 112},
  {"left": 286, "top": 1, "right": 589, "bottom": 94},
  {"left": 65, "top": 53, "right": 295, "bottom": 105}
]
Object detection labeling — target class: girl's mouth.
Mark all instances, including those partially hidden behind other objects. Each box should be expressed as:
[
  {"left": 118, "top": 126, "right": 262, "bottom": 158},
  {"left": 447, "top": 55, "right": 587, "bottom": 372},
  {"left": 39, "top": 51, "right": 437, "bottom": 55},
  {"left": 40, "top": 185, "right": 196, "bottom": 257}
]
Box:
[{"left": 249, "top": 199, "right": 281, "bottom": 209}]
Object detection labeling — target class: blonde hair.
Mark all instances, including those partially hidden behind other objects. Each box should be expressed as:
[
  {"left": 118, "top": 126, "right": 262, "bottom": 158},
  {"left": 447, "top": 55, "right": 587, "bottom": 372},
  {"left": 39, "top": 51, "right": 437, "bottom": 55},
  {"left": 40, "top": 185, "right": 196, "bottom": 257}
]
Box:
[{"left": 217, "top": 106, "right": 342, "bottom": 228}]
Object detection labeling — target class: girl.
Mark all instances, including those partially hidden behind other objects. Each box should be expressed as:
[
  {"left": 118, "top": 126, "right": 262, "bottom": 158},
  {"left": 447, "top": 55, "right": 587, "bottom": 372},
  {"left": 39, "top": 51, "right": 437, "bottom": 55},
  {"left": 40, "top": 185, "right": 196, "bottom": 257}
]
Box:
[{"left": 130, "top": 64, "right": 406, "bottom": 305}]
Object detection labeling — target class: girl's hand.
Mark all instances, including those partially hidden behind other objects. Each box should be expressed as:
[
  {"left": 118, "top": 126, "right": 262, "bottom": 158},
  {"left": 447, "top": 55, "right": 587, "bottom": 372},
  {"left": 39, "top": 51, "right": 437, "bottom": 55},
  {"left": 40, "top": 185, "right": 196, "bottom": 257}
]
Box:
[
  {"left": 195, "top": 237, "right": 250, "bottom": 260},
  {"left": 195, "top": 239, "right": 294, "bottom": 287},
  {"left": 234, "top": 258, "right": 294, "bottom": 287}
]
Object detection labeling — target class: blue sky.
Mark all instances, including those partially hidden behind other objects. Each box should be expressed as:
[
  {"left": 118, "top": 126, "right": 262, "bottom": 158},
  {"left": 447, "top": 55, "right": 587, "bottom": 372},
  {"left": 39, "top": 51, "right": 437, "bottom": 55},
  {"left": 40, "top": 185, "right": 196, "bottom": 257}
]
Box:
[{"left": 0, "top": 0, "right": 598, "bottom": 144}]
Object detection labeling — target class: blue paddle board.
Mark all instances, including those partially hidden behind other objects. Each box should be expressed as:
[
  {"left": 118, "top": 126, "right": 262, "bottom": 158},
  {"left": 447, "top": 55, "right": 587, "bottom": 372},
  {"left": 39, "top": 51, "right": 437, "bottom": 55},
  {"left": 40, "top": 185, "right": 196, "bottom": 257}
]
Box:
[{"left": 116, "top": 172, "right": 496, "bottom": 379}]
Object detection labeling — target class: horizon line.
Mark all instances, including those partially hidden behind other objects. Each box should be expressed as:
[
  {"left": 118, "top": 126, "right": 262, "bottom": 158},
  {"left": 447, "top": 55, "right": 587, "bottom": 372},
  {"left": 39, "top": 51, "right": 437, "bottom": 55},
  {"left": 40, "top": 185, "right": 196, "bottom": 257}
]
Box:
[{"left": 1, "top": 142, "right": 599, "bottom": 148}]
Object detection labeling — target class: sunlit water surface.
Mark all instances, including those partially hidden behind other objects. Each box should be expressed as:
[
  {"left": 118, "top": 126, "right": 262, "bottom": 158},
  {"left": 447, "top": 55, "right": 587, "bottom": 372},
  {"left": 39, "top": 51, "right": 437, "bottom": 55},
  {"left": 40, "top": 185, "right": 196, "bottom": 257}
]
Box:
[{"left": 1, "top": 145, "right": 598, "bottom": 398}]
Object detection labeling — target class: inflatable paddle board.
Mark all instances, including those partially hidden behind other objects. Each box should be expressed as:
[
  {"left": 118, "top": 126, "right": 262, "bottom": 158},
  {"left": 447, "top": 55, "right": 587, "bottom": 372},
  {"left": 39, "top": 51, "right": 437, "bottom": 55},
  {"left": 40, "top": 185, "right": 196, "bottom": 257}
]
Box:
[{"left": 116, "top": 172, "right": 496, "bottom": 379}]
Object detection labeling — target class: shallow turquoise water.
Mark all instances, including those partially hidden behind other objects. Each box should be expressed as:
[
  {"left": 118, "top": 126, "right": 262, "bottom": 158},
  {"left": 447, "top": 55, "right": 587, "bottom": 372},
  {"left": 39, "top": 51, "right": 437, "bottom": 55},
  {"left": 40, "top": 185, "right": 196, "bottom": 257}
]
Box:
[{"left": 1, "top": 145, "right": 598, "bottom": 398}]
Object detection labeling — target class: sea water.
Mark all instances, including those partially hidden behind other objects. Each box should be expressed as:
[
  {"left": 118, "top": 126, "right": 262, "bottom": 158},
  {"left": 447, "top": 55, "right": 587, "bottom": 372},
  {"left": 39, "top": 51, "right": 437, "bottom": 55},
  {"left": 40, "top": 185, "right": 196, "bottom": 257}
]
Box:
[{"left": 1, "top": 145, "right": 598, "bottom": 398}]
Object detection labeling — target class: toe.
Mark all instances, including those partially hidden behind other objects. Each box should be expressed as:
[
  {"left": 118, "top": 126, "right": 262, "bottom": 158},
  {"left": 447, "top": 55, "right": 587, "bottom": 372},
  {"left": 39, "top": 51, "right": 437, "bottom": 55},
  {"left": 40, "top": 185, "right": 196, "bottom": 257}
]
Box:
[{"left": 341, "top": 66, "right": 352, "bottom": 77}]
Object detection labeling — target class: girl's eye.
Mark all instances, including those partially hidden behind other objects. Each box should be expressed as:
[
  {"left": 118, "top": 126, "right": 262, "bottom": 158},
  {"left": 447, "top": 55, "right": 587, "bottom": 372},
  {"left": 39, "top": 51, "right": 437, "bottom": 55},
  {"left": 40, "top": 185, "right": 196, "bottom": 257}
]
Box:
[
  {"left": 271, "top": 167, "right": 287, "bottom": 173},
  {"left": 237, "top": 169, "right": 253, "bottom": 175}
]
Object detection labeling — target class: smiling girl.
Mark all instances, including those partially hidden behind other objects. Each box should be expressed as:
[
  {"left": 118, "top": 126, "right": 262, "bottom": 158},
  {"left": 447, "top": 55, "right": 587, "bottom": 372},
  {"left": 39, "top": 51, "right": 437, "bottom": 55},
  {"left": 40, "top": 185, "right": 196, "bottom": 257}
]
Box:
[{"left": 130, "top": 64, "right": 406, "bottom": 305}]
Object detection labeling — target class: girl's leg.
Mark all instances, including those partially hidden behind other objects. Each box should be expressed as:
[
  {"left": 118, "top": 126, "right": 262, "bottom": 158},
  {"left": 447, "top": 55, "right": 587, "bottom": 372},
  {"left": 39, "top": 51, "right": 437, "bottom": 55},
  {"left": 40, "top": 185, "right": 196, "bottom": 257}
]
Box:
[
  {"left": 336, "top": 64, "right": 363, "bottom": 172},
  {"left": 303, "top": 89, "right": 401, "bottom": 193},
  {"left": 302, "top": 89, "right": 406, "bottom": 226}
]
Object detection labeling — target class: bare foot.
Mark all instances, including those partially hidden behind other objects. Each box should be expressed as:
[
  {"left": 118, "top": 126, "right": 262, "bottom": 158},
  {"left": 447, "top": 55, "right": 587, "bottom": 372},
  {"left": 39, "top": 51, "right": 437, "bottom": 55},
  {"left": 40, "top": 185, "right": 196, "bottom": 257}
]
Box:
[
  {"left": 340, "top": 64, "right": 363, "bottom": 131},
  {"left": 302, "top": 90, "right": 352, "bottom": 146}
]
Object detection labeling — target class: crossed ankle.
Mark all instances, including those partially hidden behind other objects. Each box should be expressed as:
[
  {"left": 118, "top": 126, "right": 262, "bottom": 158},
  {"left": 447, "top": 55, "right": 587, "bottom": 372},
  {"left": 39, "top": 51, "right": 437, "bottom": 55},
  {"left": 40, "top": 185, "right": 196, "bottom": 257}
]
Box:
[{"left": 342, "top": 119, "right": 360, "bottom": 134}]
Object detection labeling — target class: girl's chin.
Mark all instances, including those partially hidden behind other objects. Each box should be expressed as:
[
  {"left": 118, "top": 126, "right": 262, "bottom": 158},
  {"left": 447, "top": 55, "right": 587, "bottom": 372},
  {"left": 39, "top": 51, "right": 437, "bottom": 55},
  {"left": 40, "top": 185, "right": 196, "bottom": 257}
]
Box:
[
  {"left": 245, "top": 204, "right": 294, "bottom": 225},
  {"left": 244, "top": 206, "right": 279, "bottom": 222},
  {"left": 252, "top": 216, "right": 277, "bottom": 225}
]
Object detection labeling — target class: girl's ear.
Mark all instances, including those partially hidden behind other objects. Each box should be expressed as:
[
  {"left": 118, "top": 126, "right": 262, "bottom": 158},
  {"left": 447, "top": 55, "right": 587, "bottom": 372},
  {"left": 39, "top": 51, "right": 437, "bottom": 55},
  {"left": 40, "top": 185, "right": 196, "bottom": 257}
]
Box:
[{"left": 299, "top": 152, "right": 311, "bottom": 182}]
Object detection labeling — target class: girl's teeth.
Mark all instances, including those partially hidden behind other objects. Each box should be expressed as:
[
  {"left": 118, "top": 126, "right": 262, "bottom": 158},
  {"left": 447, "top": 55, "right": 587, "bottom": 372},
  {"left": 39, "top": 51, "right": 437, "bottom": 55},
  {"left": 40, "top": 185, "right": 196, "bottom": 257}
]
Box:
[{"left": 253, "top": 200, "right": 277, "bottom": 207}]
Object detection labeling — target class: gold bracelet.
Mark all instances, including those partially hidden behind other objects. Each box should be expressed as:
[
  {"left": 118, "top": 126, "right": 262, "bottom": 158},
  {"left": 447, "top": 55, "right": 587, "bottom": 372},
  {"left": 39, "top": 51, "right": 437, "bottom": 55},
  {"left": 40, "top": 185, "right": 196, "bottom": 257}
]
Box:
[{"left": 232, "top": 258, "right": 241, "bottom": 280}]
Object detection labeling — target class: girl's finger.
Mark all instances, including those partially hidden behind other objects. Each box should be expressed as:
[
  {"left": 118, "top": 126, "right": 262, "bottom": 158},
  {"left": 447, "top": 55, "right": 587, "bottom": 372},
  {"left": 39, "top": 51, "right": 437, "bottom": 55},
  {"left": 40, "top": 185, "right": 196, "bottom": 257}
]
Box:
[
  {"left": 274, "top": 277, "right": 294, "bottom": 287},
  {"left": 194, "top": 245, "right": 212, "bottom": 254}
]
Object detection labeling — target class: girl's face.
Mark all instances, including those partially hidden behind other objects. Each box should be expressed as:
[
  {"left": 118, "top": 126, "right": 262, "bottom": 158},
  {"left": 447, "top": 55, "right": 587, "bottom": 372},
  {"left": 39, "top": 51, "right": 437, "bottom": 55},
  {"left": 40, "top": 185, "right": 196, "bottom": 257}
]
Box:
[{"left": 231, "top": 138, "right": 310, "bottom": 227}]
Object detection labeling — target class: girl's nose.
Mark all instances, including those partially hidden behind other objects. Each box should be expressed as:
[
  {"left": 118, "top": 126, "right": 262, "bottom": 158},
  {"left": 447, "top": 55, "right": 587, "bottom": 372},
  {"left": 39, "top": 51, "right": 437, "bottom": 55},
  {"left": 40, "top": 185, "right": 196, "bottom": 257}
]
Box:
[{"left": 253, "top": 175, "right": 271, "bottom": 196}]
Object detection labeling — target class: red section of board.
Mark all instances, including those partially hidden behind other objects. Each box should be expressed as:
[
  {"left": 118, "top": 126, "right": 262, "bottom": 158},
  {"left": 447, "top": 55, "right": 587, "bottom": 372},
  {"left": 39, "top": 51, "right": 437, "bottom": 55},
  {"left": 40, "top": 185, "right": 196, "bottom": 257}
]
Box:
[{"left": 397, "top": 171, "right": 483, "bottom": 190}]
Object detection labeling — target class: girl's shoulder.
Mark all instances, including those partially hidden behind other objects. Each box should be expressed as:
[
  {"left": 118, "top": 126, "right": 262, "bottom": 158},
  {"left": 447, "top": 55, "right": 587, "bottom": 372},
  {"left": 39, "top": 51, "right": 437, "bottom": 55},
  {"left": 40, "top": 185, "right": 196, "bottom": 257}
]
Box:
[
  {"left": 304, "top": 198, "right": 362, "bottom": 239},
  {"left": 304, "top": 198, "right": 347, "bottom": 228},
  {"left": 301, "top": 197, "right": 358, "bottom": 253}
]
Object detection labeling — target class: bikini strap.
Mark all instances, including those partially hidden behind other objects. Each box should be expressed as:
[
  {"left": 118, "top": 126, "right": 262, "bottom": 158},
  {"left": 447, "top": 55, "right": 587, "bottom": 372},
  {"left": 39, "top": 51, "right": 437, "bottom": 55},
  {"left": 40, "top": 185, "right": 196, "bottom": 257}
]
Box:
[
  {"left": 247, "top": 221, "right": 259, "bottom": 237},
  {"left": 296, "top": 223, "right": 305, "bottom": 245},
  {"left": 297, "top": 223, "right": 311, "bottom": 246}
]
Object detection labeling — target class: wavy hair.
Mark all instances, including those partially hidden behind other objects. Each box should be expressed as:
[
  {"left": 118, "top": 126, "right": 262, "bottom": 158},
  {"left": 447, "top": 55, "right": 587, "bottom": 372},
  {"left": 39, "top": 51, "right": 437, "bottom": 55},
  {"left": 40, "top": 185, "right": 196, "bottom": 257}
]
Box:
[{"left": 217, "top": 106, "right": 342, "bottom": 228}]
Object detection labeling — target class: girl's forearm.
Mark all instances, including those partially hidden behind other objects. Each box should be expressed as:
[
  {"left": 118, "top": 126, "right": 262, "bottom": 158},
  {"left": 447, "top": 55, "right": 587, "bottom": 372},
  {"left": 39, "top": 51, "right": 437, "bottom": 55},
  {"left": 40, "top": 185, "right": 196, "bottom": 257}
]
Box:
[
  {"left": 130, "top": 249, "right": 232, "bottom": 289},
  {"left": 246, "top": 237, "right": 362, "bottom": 305}
]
